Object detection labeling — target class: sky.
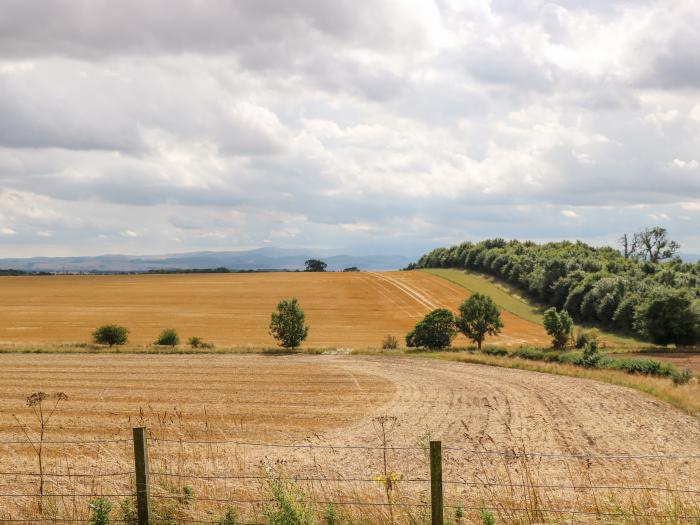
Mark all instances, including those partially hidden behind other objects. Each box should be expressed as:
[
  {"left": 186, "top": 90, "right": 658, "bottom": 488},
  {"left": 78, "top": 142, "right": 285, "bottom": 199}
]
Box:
[{"left": 1, "top": 0, "right": 699, "bottom": 258}]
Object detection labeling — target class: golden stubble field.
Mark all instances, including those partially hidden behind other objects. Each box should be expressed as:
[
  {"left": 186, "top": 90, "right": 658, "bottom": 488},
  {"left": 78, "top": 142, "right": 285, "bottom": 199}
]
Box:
[
  {"left": 0, "top": 354, "right": 698, "bottom": 523},
  {"left": 0, "top": 270, "right": 549, "bottom": 348}
]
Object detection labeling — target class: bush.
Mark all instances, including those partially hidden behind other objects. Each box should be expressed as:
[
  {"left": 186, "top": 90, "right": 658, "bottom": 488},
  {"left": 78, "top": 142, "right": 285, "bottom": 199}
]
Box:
[
  {"left": 89, "top": 498, "right": 112, "bottom": 525},
  {"left": 604, "top": 357, "right": 672, "bottom": 376},
  {"left": 405, "top": 308, "right": 457, "bottom": 350},
  {"left": 269, "top": 298, "right": 309, "bottom": 348},
  {"left": 543, "top": 307, "right": 574, "bottom": 349},
  {"left": 217, "top": 506, "right": 238, "bottom": 525},
  {"left": 574, "top": 329, "right": 599, "bottom": 349},
  {"left": 381, "top": 334, "right": 398, "bottom": 349},
  {"left": 483, "top": 346, "right": 508, "bottom": 356},
  {"left": 511, "top": 347, "right": 546, "bottom": 361},
  {"left": 456, "top": 293, "right": 503, "bottom": 349},
  {"left": 118, "top": 498, "right": 137, "bottom": 525},
  {"left": 671, "top": 368, "right": 693, "bottom": 385},
  {"left": 92, "top": 324, "right": 129, "bottom": 347},
  {"left": 634, "top": 289, "right": 700, "bottom": 346},
  {"left": 263, "top": 470, "right": 313, "bottom": 525},
  {"left": 155, "top": 328, "right": 180, "bottom": 347},
  {"left": 188, "top": 336, "right": 203, "bottom": 348},
  {"left": 578, "top": 339, "right": 601, "bottom": 368}
]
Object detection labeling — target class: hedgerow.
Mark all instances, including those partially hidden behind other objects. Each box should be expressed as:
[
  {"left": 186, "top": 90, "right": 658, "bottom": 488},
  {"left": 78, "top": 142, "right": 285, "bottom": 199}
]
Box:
[{"left": 409, "top": 237, "right": 700, "bottom": 345}]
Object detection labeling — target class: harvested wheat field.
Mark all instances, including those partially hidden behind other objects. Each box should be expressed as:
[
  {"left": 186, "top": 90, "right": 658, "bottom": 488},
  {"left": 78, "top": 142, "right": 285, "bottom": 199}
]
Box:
[
  {"left": 0, "top": 353, "right": 698, "bottom": 523},
  {"left": 0, "top": 270, "right": 549, "bottom": 348}
]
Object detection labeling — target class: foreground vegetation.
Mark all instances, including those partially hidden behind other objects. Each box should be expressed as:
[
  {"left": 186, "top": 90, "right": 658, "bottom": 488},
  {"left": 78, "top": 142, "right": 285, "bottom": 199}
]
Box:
[{"left": 409, "top": 231, "right": 700, "bottom": 346}]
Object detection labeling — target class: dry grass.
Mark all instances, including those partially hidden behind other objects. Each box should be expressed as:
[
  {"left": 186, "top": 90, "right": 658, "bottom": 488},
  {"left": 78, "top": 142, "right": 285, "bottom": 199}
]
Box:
[
  {"left": 0, "top": 270, "right": 549, "bottom": 348},
  {"left": 0, "top": 354, "right": 698, "bottom": 523}
]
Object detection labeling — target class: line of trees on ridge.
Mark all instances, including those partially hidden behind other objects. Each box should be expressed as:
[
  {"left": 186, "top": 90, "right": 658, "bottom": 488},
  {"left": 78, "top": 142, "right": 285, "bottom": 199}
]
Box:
[{"left": 406, "top": 227, "right": 700, "bottom": 346}]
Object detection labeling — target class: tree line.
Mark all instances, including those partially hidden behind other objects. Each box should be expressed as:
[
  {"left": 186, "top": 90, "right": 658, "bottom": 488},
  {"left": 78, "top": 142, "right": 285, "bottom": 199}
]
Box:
[{"left": 407, "top": 228, "right": 700, "bottom": 346}]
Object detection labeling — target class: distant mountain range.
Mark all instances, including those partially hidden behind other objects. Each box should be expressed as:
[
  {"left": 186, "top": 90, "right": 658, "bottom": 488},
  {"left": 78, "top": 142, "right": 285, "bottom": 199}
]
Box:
[{"left": 0, "top": 247, "right": 415, "bottom": 273}]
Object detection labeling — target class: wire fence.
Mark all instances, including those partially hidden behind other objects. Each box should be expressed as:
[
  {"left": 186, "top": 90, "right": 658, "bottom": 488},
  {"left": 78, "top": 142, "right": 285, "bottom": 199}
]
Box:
[{"left": 0, "top": 430, "right": 698, "bottom": 524}]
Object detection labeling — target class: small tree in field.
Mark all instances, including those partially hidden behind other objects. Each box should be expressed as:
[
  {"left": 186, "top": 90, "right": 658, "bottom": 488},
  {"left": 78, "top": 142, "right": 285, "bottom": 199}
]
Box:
[
  {"left": 304, "top": 259, "right": 327, "bottom": 272},
  {"left": 543, "top": 307, "right": 574, "bottom": 349},
  {"left": 92, "top": 324, "right": 129, "bottom": 347},
  {"left": 155, "top": 328, "right": 180, "bottom": 347},
  {"left": 457, "top": 294, "right": 503, "bottom": 350},
  {"left": 269, "top": 298, "right": 309, "bottom": 348},
  {"left": 405, "top": 308, "right": 456, "bottom": 350}
]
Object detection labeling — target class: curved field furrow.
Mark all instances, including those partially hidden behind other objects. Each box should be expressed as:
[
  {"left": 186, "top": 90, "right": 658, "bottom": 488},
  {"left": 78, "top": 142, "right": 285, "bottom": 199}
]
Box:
[{"left": 0, "top": 354, "right": 698, "bottom": 520}]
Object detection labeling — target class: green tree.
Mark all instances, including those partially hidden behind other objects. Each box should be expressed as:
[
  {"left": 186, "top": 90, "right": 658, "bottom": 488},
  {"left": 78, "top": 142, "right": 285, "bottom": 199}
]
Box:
[
  {"left": 155, "top": 328, "right": 179, "bottom": 346},
  {"left": 92, "top": 324, "right": 129, "bottom": 347},
  {"left": 405, "top": 308, "right": 456, "bottom": 350},
  {"left": 304, "top": 259, "right": 327, "bottom": 272},
  {"left": 543, "top": 307, "right": 574, "bottom": 350},
  {"left": 634, "top": 226, "right": 680, "bottom": 263},
  {"left": 269, "top": 298, "right": 309, "bottom": 348},
  {"left": 634, "top": 289, "right": 700, "bottom": 345},
  {"left": 456, "top": 294, "right": 503, "bottom": 349}
]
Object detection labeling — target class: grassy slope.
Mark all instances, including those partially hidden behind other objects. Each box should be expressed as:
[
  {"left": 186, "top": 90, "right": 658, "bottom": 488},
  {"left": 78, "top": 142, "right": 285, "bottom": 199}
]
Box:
[{"left": 424, "top": 268, "right": 644, "bottom": 348}]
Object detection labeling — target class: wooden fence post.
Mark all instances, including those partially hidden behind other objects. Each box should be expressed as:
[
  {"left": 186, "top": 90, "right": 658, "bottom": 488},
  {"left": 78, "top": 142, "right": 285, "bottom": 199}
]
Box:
[
  {"left": 430, "top": 440, "right": 443, "bottom": 525},
  {"left": 133, "top": 427, "right": 151, "bottom": 525}
]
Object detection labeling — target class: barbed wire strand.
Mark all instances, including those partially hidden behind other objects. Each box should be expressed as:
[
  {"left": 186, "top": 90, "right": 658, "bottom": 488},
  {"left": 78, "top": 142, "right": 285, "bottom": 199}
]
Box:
[
  {"left": 0, "top": 470, "right": 132, "bottom": 478},
  {"left": 148, "top": 471, "right": 700, "bottom": 494}
]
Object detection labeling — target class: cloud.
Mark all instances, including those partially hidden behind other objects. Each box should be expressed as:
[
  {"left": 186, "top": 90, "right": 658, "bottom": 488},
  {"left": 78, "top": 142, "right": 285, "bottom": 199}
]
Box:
[{"left": 0, "top": 1, "right": 700, "bottom": 257}]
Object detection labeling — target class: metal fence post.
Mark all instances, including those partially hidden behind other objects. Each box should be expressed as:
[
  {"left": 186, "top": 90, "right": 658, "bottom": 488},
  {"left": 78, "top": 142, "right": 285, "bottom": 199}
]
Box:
[
  {"left": 430, "top": 440, "right": 443, "bottom": 525},
  {"left": 133, "top": 427, "right": 151, "bottom": 525}
]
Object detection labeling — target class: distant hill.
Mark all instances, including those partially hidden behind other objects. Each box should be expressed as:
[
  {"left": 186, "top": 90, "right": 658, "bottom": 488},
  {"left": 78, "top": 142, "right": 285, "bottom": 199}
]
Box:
[{"left": 0, "top": 247, "right": 414, "bottom": 273}]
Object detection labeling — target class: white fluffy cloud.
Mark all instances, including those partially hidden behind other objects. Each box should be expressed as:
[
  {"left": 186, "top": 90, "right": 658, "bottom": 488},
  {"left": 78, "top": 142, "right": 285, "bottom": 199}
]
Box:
[{"left": 1, "top": 0, "right": 699, "bottom": 257}]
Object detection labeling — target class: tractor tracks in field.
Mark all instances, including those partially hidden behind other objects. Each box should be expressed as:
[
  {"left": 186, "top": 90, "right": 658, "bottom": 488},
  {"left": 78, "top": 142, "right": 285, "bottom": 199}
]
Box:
[
  {"left": 285, "top": 355, "right": 700, "bottom": 486},
  {"left": 367, "top": 272, "right": 440, "bottom": 312}
]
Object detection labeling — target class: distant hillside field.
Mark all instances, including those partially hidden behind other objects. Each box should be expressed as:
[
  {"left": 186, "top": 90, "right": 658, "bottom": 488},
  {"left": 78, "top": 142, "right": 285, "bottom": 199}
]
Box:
[
  {"left": 0, "top": 271, "right": 548, "bottom": 348},
  {"left": 424, "top": 268, "right": 642, "bottom": 347}
]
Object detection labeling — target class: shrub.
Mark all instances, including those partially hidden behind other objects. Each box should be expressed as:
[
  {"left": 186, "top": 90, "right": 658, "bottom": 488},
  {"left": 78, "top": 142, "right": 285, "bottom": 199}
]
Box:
[
  {"left": 512, "top": 347, "right": 546, "bottom": 361},
  {"left": 456, "top": 293, "right": 503, "bottom": 349},
  {"left": 543, "top": 307, "right": 574, "bottom": 350},
  {"left": 263, "top": 470, "right": 313, "bottom": 525},
  {"left": 483, "top": 346, "right": 508, "bottom": 356},
  {"left": 92, "top": 324, "right": 129, "bottom": 347},
  {"left": 188, "top": 336, "right": 203, "bottom": 348},
  {"left": 269, "top": 298, "right": 309, "bottom": 348},
  {"left": 634, "top": 289, "right": 700, "bottom": 345},
  {"left": 671, "top": 368, "right": 693, "bottom": 385},
  {"left": 217, "top": 506, "right": 238, "bottom": 525},
  {"left": 118, "top": 498, "right": 137, "bottom": 525},
  {"left": 480, "top": 509, "right": 496, "bottom": 525},
  {"left": 381, "top": 334, "right": 399, "bottom": 349},
  {"left": 89, "top": 498, "right": 112, "bottom": 525},
  {"left": 155, "top": 328, "right": 180, "bottom": 347},
  {"left": 324, "top": 503, "right": 338, "bottom": 525},
  {"left": 574, "top": 329, "right": 599, "bottom": 349},
  {"left": 578, "top": 339, "right": 601, "bottom": 368},
  {"left": 405, "top": 308, "right": 457, "bottom": 350}
]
